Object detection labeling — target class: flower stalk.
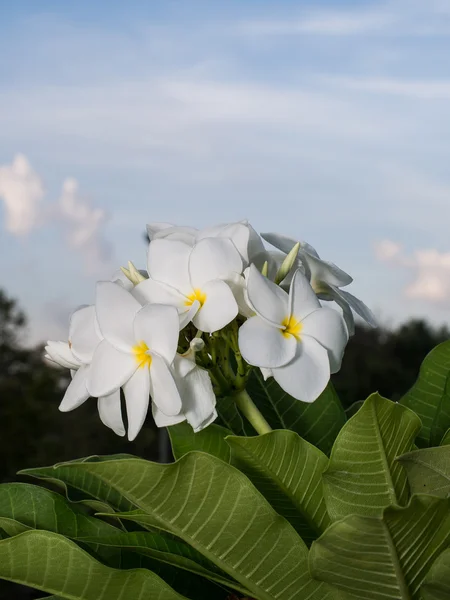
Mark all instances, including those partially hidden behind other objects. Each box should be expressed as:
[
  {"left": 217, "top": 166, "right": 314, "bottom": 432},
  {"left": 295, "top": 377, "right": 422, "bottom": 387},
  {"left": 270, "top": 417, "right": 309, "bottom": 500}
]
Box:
[{"left": 234, "top": 389, "right": 272, "bottom": 435}]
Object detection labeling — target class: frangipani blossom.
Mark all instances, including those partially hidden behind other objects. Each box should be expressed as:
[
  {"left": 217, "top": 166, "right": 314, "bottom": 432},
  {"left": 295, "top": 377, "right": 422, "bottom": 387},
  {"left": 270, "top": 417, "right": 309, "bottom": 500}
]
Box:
[
  {"left": 46, "top": 306, "right": 125, "bottom": 437},
  {"left": 87, "top": 281, "right": 182, "bottom": 441},
  {"left": 134, "top": 237, "right": 241, "bottom": 333},
  {"left": 146, "top": 220, "right": 268, "bottom": 267},
  {"left": 153, "top": 341, "right": 217, "bottom": 432},
  {"left": 262, "top": 232, "right": 376, "bottom": 335},
  {"left": 239, "top": 265, "right": 348, "bottom": 402}
]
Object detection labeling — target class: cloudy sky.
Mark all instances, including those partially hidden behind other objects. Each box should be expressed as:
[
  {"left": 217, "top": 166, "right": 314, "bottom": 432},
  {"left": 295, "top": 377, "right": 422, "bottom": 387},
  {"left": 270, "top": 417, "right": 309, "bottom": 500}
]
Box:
[{"left": 1, "top": 0, "right": 450, "bottom": 344}]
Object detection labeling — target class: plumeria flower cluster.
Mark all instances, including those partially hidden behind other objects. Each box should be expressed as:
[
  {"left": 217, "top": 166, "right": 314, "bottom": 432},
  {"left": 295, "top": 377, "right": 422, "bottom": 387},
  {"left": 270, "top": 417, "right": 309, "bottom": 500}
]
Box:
[{"left": 45, "top": 220, "right": 375, "bottom": 440}]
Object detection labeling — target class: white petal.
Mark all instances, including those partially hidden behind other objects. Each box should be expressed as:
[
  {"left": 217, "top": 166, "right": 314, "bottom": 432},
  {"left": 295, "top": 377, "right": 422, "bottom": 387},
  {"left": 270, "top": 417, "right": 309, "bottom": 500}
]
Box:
[
  {"left": 302, "top": 307, "right": 348, "bottom": 374},
  {"left": 289, "top": 268, "right": 321, "bottom": 321},
  {"left": 246, "top": 223, "right": 267, "bottom": 263},
  {"left": 133, "top": 303, "right": 179, "bottom": 363},
  {"left": 226, "top": 272, "right": 254, "bottom": 318},
  {"left": 273, "top": 337, "right": 330, "bottom": 402},
  {"left": 198, "top": 222, "right": 251, "bottom": 264},
  {"left": 192, "top": 279, "right": 238, "bottom": 333},
  {"left": 69, "top": 305, "right": 101, "bottom": 364},
  {"left": 45, "top": 341, "right": 80, "bottom": 369},
  {"left": 123, "top": 368, "right": 150, "bottom": 441},
  {"left": 87, "top": 340, "right": 136, "bottom": 398},
  {"left": 147, "top": 239, "right": 192, "bottom": 294},
  {"left": 179, "top": 300, "right": 200, "bottom": 329},
  {"left": 59, "top": 365, "right": 90, "bottom": 412},
  {"left": 132, "top": 278, "right": 185, "bottom": 308},
  {"left": 110, "top": 268, "right": 135, "bottom": 291},
  {"left": 189, "top": 238, "right": 242, "bottom": 289},
  {"left": 328, "top": 288, "right": 355, "bottom": 336},
  {"left": 246, "top": 264, "right": 288, "bottom": 325},
  {"left": 238, "top": 316, "right": 297, "bottom": 368},
  {"left": 301, "top": 250, "right": 353, "bottom": 288},
  {"left": 262, "top": 232, "right": 320, "bottom": 258},
  {"left": 173, "top": 356, "right": 217, "bottom": 432},
  {"left": 260, "top": 367, "right": 273, "bottom": 381},
  {"left": 146, "top": 222, "right": 173, "bottom": 239},
  {"left": 96, "top": 281, "right": 140, "bottom": 351},
  {"left": 331, "top": 285, "right": 377, "bottom": 328},
  {"left": 149, "top": 352, "right": 182, "bottom": 416},
  {"left": 152, "top": 224, "right": 198, "bottom": 245},
  {"left": 152, "top": 404, "right": 186, "bottom": 428},
  {"left": 98, "top": 391, "right": 125, "bottom": 437}
]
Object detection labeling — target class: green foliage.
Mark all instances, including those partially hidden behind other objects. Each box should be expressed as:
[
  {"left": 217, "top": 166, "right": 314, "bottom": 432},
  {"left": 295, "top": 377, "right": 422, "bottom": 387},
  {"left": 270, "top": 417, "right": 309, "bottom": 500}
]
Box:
[
  {"left": 422, "top": 549, "right": 450, "bottom": 600},
  {"left": 323, "top": 393, "right": 421, "bottom": 520},
  {"left": 226, "top": 430, "right": 330, "bottom": 545},
  {"left": 246, "top": 373, "right": 346, "bottom": 454},
  {"left": 310, "top": 495, "right": 450, "bottom": 599},
  {"left": 168, "top": 422, "right": 232, "bottom": 462},
  {"left": 398, "top": 446, "right": 450, "bottom": 497},
  {"left": 400, "top": 340, "right": 450, "bottom": 447}
]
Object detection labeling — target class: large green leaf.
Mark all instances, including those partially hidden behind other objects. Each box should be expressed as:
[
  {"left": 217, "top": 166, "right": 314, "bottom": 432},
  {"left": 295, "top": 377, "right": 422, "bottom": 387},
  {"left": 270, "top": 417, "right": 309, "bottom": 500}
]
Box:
[
  {"left": 59, "top": 453, "right": 337, "bottom": 600},
  {"left": 168, "top": 422, "right": 232, "bottom": 462},
  {"left": 247, "top": 373, "right": 346, "bottom": 454},
  {"left": 0, "top": 483, "right": 118, "bottom": 537},
  {"left": 78, "top": 530, "right": 248, "bottom": 595},
  {"left": 400, "top": 340, "right": 450, "bottom": 447},
  {"left": 422, "top": 548, "right": 450, "bottom": 600},
  {"left": 323, "top": 393, "right": 421, "bottom": 520},
  {"left": 397, "top": 446, "right": 450, "bottom": 497},
  {"left": 20, "top": 456, "right": 137, "bottom": 512},
  {"left": 0, "top": 530, "right": 186, "bottom": 599},
  {"left": 226, "top": 430, "right": 330, "bottom": 545},
  {"left": 310, "top": 495, "right": 450, "bottom": 600}
]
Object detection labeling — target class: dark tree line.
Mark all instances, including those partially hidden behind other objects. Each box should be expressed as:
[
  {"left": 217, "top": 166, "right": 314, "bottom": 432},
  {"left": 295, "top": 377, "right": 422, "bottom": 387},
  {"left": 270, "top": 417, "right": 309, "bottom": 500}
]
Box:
[{"left": 0, "top": 288, "right": 448, "bottom": 598}]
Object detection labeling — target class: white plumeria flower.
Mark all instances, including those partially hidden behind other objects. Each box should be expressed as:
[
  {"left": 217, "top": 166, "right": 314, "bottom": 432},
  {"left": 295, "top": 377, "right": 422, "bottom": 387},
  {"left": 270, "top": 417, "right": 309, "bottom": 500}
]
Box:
[
  {"left": 239, "top": 265, "right": 348, "bottom": 402},
  {"left": 134, "top": 237, "right": 241, "bottom": 333},
  {"left": 46, "top": 306, "right": 125, "bottom": 437},
  {"left": 146, "top": 220, "right": 268, "bottom": 267},
  {"left": 153, "top": 339, "right": 217, "bottom": 432},
  {"left": 87, "top": 281, "right": 182, "bottom": 441},
  {"left": 262, "top": 232, "right": 376, "bottom": 335}
]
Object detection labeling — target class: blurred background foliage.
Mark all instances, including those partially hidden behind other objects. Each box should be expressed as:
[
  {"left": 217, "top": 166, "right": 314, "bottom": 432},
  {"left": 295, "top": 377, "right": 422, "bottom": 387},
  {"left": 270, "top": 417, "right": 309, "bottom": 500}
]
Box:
[{"left": 0, "top": 286, "right": 449, "bottom": 598}]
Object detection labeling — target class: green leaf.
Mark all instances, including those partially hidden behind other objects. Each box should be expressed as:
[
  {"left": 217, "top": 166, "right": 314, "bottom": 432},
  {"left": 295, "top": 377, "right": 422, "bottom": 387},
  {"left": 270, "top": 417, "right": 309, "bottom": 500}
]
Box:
[
  {"left": 400, "top": 340, "right": 450, "bottom": 447},
  {"left": 216, "top": 395, "right": 255, "bottom": 435},
  {"left": 422, "top": 548, "right": 450, "bottom": 600},
  {"left": 0, "top": 530, "right": 187, "bottom": 599},
  {"left": 397, "top": 446, "right": 450, "bottom": 498},
  {"left": 440, "top": 428, "right": 450, "bottom": 446},
  {"left": 78, "top": 530, "right": 248, "bottom": 595},
  {"left": 0, "top": 517, "right": 31, "bottom": 536},
  {"left": 247, "top": 373, "right": 346, "bottom": 454},
  {"left": 59, "top": 454, "right": 336, "bottom": 600},
  {"left": 310, "top": 495, "right": 450, "bottom": 600},
  {"left": 226, "top": 430, "right": 330, "bottom": 545},
  {"left": 168, "top": 422, "right": 232, "bottom": 462},
  {"left": 323, "top": 393, "right": 421, "bottom": 520},
  {"left": 19, "top": 457, "right": 137, "bottom": 512},
  {"left": 0, "top": 483, "right": 118, "bottom": 538}
]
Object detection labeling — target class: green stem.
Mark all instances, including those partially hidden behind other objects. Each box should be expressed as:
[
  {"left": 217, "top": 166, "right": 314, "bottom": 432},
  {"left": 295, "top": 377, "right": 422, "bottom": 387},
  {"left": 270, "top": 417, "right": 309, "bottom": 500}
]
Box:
[{"left": 234, "top": 389, "right": 272, "bottom": 435}]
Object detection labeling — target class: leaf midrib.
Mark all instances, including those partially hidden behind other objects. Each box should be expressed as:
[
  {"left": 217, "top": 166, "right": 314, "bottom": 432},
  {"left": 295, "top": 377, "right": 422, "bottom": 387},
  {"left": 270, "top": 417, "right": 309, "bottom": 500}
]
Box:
[
  {"left": 228, "top": 439, "right": 323, "bottom": 537},
  {"left": 81, "top": 467, "right": 304, "bottom": 600},
  {"left": 371, "top": 401, "right": 398, "bottom": 507}
]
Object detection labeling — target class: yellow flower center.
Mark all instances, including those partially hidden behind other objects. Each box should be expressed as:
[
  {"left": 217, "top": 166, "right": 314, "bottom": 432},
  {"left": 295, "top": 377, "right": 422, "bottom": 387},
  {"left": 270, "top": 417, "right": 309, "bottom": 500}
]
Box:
[
  {"left": 281, "top": 315, "right": 303, "bottom": 340},
  {"left": 185, "top": 288, "right": 207, "bottom": 307},
  {"left": 133, "top": 341, "right": 152, "bottom": 369}
]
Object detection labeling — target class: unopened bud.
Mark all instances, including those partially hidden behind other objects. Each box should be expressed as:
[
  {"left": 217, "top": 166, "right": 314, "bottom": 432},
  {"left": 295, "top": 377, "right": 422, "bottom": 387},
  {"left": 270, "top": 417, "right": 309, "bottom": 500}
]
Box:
[
  {"left": 275, "top": 242, "right": 300, "bottom": 284},
  {"left": 121, "top": 262, "right": 146, "bottom": 286},
  {"left": 261, "top": 261, "right": 269, "bottom": 277}
]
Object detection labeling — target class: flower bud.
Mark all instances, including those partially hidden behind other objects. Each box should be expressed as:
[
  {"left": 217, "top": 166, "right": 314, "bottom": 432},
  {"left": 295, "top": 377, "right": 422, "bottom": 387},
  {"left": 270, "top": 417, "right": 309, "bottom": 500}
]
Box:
[{"left": 274, "top": 242, "right": 300, "bottom": 284}]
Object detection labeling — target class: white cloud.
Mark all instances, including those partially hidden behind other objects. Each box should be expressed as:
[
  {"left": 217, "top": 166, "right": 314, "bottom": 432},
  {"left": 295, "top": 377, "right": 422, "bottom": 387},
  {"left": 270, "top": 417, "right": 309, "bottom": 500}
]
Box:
[
  {"left": 0, "top": 155, "right": 112, "bottom": 272},
  {"left": 375, "top": 240, "right": 450, "bottom": 303},
  {"left": 58, "top": 178, "right": 112, "bottom": 270},
  {"left": 325, "top": 77, "right": 450, "bottom": 99},
  {"left": 0, "top": 154, "right": 44, "bottom": 235}
]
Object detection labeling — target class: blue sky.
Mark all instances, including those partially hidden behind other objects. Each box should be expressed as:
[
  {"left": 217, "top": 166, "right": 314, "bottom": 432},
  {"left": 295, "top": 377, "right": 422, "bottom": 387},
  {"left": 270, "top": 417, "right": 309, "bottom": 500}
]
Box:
[{"left": 1, "top": 0, "right": 450, "bottom": 343}]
